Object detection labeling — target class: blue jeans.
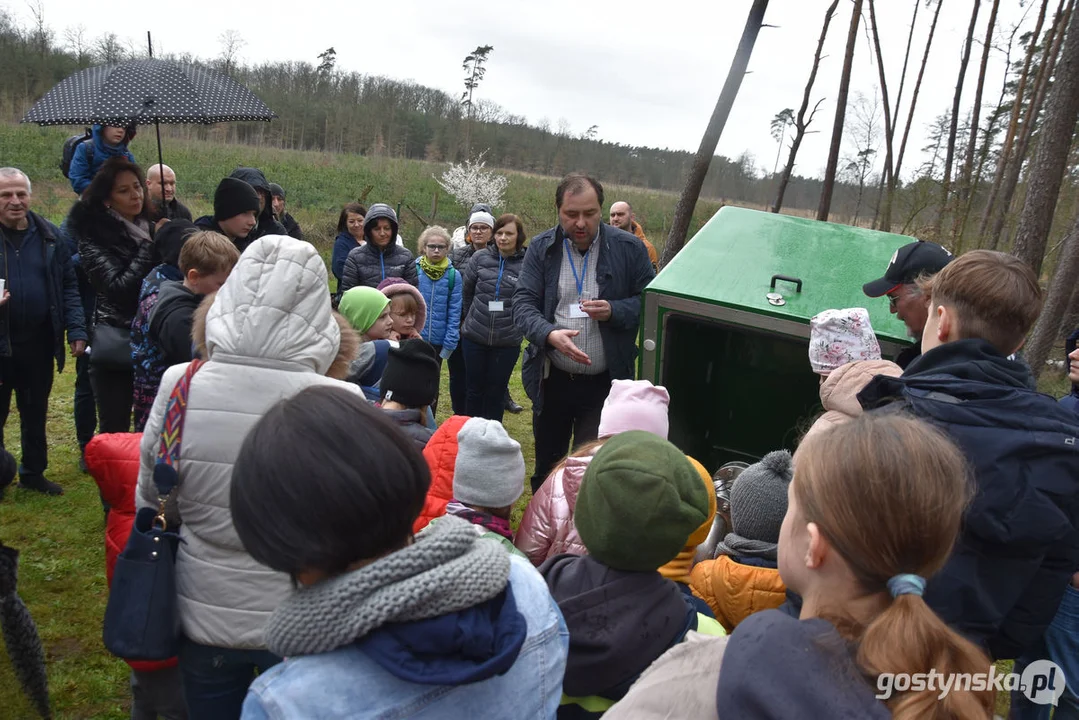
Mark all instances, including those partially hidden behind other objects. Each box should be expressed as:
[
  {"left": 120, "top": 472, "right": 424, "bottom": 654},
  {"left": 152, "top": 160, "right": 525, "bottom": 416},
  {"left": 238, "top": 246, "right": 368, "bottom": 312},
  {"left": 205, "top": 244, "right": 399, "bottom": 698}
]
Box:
[
  {"left": 179, "top": 638, "right": 281, "bottom": 720},
  {"left": 461, "top": 339, "right": 520, "bottom": 422},
  {"left": 1011, "top": 585, "right": 1079, "bottom": 719}
]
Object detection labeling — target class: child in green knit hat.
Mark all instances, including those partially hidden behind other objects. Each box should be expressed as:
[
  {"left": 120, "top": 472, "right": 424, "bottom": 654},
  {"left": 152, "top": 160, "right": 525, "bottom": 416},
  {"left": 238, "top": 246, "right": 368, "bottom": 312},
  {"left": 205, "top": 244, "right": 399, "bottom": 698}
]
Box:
[
  {"left": 338, "top": 286, "right": 393, "bottom": 341},
  {"left": 539, "top": 430, "right": 724, "bottom": 717}
]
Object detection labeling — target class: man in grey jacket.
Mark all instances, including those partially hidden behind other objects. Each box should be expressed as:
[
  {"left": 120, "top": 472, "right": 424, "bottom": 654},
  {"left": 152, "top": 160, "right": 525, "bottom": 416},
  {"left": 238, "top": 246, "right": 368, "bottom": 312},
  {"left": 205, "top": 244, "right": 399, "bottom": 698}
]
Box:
[{"left": 513, "top": 173, "right": 654, "bottom": 492}]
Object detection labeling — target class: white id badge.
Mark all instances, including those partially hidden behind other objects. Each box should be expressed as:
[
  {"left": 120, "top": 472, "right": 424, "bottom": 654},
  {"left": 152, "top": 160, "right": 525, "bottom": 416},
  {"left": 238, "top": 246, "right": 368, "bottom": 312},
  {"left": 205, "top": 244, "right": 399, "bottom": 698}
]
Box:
[
  {"left": 569, "top": 303, "right": 589, "bottom": 319},
  {"left": 488, "top": 300, "right": 505, "bottom": 312}
]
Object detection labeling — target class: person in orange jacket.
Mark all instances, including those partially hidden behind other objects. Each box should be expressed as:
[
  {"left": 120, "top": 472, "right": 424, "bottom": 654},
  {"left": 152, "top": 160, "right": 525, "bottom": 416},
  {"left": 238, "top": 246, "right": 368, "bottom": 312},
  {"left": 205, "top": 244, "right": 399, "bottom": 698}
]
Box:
[{"left": 689, "top": 450, "right": 791, "bottom": 633}]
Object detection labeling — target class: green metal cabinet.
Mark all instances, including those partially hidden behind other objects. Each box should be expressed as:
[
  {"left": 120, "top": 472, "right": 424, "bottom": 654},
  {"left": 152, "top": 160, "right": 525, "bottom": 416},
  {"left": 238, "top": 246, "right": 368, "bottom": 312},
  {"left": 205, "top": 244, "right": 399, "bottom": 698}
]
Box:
[{"left": 639, "top": 206, "right": 914, "bottom": 469}]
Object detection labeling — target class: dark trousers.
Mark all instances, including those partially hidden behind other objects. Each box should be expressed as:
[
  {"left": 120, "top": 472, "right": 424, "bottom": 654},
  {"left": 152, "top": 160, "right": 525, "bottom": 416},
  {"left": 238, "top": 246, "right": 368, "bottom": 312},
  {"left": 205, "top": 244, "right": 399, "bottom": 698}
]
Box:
[
  {"left": 531, "top": 367, "right": 611, "bottom": 493},
  {"left": 448, "top": 345, "right": 467, "bottom": 415},
  {"left": 0, "top": 332, "right": 54, "bottom": 478},
  {"left": 462, "top": 339, "right": 520, "bottom": 423},
  {"left": 178, "top": 638, "right": 281, "bottom": 720},
  {"left": 89, "top": 365, "right": 134, "bottom": 434},
  {"left": 131, "top": 666, "right": 188, "bottom": 720},
  {"left": 74, "top": 351, "right": 96, "bottom": 449}
]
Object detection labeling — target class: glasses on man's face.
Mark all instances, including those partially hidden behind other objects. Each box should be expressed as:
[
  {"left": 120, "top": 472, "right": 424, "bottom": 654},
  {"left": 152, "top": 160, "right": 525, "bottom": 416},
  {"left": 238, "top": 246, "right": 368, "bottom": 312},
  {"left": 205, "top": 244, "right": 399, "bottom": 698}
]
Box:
[
  {"left": 888, "top": 293, "right": 901, "bottom": 310},
  {"left": 426, "top": 244, "right": 447, "bottom": 251}
]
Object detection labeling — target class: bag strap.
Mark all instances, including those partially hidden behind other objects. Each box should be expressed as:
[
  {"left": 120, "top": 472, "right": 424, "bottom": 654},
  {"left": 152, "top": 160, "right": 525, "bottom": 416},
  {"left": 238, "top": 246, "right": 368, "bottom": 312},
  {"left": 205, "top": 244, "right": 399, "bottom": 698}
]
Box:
[
  {"left": 447, "top": 266, "right": 456, "bottom": 295},
  {"left": 151, "top": 359, "right": 203, "bottom": 526}
]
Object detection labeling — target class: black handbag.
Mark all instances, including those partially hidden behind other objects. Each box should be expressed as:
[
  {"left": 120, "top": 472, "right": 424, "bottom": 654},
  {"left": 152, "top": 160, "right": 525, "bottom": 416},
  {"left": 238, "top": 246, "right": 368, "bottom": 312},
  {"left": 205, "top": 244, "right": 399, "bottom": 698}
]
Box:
[
  {"left": 102, "top": 360, "right": 202, "bottom": 661},
  {"left": 89, "top": 323, "right": 133, "bottom": 370}
]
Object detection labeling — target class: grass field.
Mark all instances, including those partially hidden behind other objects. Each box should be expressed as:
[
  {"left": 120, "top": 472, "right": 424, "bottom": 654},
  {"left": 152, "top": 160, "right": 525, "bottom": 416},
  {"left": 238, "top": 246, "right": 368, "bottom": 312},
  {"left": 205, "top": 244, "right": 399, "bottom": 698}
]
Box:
[{"left": 0, "top": 122, "right": 1073, "bottom": 718}]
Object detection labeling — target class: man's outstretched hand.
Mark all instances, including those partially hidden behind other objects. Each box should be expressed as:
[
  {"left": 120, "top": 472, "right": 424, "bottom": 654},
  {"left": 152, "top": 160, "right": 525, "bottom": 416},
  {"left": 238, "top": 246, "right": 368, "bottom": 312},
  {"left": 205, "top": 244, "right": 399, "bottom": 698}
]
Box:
[{"left": 547, "top": 329, "right": 591, "bottom": 365}]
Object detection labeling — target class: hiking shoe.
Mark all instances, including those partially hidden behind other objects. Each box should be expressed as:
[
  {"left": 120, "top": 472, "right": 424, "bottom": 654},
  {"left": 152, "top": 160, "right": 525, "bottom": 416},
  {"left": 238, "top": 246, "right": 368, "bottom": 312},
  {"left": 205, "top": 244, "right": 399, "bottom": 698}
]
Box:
[
  {"left": 504, "top": 396, "right": 524, "bottom": 414},
  {"left": 17, "top": 475, "right": 64, "bottom": 496}
]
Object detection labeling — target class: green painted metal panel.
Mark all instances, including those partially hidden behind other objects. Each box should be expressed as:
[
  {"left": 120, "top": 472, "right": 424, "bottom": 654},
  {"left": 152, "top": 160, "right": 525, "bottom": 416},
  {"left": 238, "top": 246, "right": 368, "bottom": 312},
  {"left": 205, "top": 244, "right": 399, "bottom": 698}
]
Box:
[{"left": 646, "top": 206, "right": 914, "bottom": 344}]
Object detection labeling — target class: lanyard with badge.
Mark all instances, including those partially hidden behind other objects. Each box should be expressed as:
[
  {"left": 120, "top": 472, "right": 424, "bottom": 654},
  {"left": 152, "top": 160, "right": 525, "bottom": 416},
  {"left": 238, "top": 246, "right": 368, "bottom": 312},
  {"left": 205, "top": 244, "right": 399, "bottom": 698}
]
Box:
[
  {"left": 564, "top": 238, "right": 591, "bottom": 318},
  {"left": 488, "top": 257, "right": 506, "bottom": 313}
]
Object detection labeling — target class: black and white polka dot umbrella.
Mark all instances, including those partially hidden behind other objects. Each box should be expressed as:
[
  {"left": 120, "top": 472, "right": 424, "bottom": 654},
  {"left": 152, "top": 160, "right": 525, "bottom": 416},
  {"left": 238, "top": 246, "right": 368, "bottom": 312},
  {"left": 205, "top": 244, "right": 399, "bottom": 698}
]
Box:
[{"left": 20, "top": 58, "right": 276, "bottom": 126}]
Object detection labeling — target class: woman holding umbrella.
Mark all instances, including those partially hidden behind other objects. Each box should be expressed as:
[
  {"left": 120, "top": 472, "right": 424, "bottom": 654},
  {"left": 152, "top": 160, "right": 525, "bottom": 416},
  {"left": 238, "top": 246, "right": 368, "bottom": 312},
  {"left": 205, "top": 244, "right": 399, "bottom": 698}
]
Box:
[{"left": 67, "top": 157, "right": 156, "bottom": 433}]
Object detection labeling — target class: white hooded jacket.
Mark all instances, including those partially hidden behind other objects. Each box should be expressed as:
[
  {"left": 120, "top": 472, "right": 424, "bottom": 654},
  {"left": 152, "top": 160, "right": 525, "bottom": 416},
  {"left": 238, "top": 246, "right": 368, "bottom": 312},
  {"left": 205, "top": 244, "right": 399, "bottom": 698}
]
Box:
[{"left": 136, "top": 236, "right": 361, "bottom": 650}]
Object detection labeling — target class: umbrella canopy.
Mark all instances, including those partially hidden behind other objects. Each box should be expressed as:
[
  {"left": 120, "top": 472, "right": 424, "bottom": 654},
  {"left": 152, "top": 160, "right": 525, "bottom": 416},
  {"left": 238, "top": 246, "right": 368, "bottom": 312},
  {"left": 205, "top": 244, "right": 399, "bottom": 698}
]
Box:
[{"left": 21, "top": 58, "right": 275, "bottom": 127}]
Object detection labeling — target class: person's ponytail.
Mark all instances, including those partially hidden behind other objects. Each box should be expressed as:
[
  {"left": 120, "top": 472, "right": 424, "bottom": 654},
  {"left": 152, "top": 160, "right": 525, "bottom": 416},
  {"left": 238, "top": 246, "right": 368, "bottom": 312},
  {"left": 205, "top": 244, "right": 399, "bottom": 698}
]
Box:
[
  {"left": 858, "top": 594, "right": 993, "bottom": 719},
  {"left": 796, "top": 414, "right": 996, "bottom": 719}
]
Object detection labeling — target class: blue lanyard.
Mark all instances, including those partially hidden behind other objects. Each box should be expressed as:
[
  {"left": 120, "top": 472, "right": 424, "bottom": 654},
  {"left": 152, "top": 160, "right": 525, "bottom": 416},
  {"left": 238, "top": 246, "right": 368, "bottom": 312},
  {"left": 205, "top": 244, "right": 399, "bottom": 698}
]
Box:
[
  {"left": 494, "top": 257, "right": 506, "bottom": 300},
  {"left": 563, "top": 239, "right": 589, "bottom": 297},
  {"left": 379, "top": 252, "right": 386, "bottom": 281}
]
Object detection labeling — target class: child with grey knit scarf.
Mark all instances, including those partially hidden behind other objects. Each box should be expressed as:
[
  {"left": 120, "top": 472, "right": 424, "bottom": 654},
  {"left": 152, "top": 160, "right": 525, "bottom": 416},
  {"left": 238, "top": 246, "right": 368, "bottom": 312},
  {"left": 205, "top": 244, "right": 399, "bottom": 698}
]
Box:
[{"left": 688, "top": 450, "right": 792, "bottom": 633}]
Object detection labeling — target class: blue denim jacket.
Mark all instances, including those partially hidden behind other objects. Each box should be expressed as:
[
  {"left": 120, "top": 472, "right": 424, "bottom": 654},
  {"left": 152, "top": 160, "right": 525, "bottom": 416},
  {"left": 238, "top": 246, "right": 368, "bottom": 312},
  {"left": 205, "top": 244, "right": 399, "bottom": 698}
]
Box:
[{"left": 241, "top": 556, "right": 569, "bottom": 719}]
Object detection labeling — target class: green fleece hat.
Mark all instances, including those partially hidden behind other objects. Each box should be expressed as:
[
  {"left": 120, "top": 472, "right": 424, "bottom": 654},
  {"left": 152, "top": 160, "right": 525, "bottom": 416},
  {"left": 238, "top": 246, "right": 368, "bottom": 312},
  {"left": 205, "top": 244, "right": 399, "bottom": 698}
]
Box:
[
  {"left": 339, "top": 286, "right": 389, "bottom": 334},
  {"left": 575, "top": 431, "right": 710, "bottom": 572}
]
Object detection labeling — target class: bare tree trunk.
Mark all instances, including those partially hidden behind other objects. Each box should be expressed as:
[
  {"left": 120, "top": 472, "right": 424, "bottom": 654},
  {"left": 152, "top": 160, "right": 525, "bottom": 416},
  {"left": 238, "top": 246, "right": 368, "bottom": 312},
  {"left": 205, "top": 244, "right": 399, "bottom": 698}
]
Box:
[
  {"left": 980, "top": 0, "right": 1049, "bottom": 240},
  {"left": 935, "top": 0, "right": 981, "bottom": 238},
  {"left": 988, "top": 0, "right": 1071, "bottom": 251},
  {"left": 818, "top": 0, "right": 864, "bottom": 222},
  {"left": 1025, "top": 212, "right": 1079, "bottom": 379},
  {"left": 661, "top": 0, "right": 769, "bottom": 267},
  {"left": 878, "top": 0, "right": 922, "bottom": 232},
  {"left": 953, "top": 0, "right": 1001, "bottom": 245},
  {"left": 868, "top": 0, "right": 895, "bottom": 230},
  {"left": 773, "top": 0, "right": 839, "bottom": 214},
  {"left": 1012, "top": 3, "right": 1079, "bottom": 275},
  {"left": 892, "top": 0, "right": 945, "bottom": 216}
]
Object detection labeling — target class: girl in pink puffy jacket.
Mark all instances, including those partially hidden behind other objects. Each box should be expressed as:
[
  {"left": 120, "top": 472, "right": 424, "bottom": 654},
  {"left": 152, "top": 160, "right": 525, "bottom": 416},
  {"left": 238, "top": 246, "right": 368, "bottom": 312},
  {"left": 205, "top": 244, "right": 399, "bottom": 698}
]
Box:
[{"left": 514, "top": 379, "right": 670, "bottom": 566}]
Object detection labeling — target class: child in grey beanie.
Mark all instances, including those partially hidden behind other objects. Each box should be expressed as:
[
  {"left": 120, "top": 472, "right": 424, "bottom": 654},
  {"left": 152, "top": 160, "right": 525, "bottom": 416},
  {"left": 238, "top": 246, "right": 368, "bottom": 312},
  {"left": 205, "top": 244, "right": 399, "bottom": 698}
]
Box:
[
  {"left": 716, "top": 450, "right": 792, "bottom": 562},
  {"left": 688, "top": 450, "right": 793, "bottom": 631},
  {"left": 444, "top": 418, "right": 526, "bottom": 555}
]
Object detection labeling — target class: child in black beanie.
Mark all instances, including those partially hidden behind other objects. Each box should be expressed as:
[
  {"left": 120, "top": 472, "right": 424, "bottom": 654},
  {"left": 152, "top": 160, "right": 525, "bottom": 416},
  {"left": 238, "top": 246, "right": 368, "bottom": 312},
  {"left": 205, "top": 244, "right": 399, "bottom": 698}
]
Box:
[{"left": 379, "top": 339, "right": 440, "bottom": 451}]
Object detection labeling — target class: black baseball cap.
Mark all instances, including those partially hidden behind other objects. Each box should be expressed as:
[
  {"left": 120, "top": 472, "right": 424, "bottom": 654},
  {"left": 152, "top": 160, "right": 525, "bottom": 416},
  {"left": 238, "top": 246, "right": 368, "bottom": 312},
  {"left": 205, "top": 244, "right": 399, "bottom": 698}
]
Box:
[{"left": 863, "top": 241, "right": 954, "bottom": 297}]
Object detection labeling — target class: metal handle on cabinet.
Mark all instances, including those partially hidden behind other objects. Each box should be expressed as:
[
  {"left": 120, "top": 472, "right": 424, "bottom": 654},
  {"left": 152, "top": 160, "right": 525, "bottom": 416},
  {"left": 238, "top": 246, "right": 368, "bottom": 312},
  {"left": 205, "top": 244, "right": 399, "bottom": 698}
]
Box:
[{"left": 770, "top": 275, "right": 803, "bottom": 293}]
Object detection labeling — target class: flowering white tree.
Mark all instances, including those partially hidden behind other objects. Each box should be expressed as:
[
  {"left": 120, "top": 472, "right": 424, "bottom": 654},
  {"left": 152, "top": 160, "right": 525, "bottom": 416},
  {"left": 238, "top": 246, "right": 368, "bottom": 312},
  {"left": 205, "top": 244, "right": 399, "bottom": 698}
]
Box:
[{"left": 435, "top": 155, "right": 508, "bottom": 210}]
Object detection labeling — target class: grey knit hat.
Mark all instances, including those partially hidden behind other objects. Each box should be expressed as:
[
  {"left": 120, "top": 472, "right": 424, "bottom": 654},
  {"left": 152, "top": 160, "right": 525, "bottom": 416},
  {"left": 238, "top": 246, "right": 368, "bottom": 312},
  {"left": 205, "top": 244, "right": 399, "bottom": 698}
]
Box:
[
  {"left": 729, "top": 450, "right": 792, "bottom": 544},
  {"left": 453, "top": 418, "right": 525, "bottom": 509}
]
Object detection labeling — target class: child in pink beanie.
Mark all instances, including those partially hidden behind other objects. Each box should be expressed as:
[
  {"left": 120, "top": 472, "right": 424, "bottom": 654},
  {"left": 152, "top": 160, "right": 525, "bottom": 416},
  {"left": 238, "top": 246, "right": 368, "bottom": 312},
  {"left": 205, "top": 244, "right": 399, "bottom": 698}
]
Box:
[
  {"left": 515, "top": 379, "right": 671, "bottom": 565},
  {"left": 597, "top": 379, "right": 671, "bottom": 439}
]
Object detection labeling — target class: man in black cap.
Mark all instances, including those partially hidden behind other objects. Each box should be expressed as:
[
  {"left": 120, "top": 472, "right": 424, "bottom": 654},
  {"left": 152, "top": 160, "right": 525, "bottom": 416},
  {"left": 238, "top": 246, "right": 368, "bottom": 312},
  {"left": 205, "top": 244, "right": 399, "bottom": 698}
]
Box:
[
  {"left": 863, "top": 240, "right": 953, "bottom": 369},
  {"left": 269, "top": 183, "right": 303, "bottom": 241}
]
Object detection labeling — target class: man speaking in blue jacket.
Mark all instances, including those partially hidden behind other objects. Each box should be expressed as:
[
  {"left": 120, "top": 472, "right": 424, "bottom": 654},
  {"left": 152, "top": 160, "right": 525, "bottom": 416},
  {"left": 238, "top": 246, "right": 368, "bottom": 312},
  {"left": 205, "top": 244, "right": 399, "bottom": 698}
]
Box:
[
  {"left": 859, "top": 250, "right": 1079, "bottom": 661},
  {"left": 513, "top": 173, "right": 654, "bottom": 493}
]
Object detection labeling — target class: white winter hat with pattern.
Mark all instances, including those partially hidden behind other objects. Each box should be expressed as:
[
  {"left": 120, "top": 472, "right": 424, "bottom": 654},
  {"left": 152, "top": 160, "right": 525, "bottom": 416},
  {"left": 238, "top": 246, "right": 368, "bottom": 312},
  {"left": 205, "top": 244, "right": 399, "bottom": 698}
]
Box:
[{"left": 808, "top": 307, "right": 882, "bottom": 375}]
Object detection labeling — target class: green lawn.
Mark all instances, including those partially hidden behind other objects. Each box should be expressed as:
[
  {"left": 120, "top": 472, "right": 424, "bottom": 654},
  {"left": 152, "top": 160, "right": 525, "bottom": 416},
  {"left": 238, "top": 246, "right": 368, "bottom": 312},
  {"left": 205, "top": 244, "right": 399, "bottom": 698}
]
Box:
[{"left": 0, "top": 340, "right": 535, "bottom": 719}]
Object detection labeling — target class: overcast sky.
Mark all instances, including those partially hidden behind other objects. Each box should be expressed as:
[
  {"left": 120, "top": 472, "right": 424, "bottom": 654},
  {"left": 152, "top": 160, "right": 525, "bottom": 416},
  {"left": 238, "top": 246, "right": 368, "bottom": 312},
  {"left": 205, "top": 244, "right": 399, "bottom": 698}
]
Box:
[{"left": 12, "top": 0, "right": 1035, "bottom": 181}]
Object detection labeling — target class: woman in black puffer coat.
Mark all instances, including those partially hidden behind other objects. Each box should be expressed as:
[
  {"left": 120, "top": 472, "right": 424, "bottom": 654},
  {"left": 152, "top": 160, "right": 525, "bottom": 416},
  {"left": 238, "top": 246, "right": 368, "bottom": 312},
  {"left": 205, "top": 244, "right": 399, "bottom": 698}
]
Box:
[
  {"left": 460, "top": 214, "right": 526, "bottom": 422},
  {"left": 340, "top": 204, "right": 417, "bottom": 291},
  {"left": 66, "top": 157, "right": 157, "bottom": 433}
]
